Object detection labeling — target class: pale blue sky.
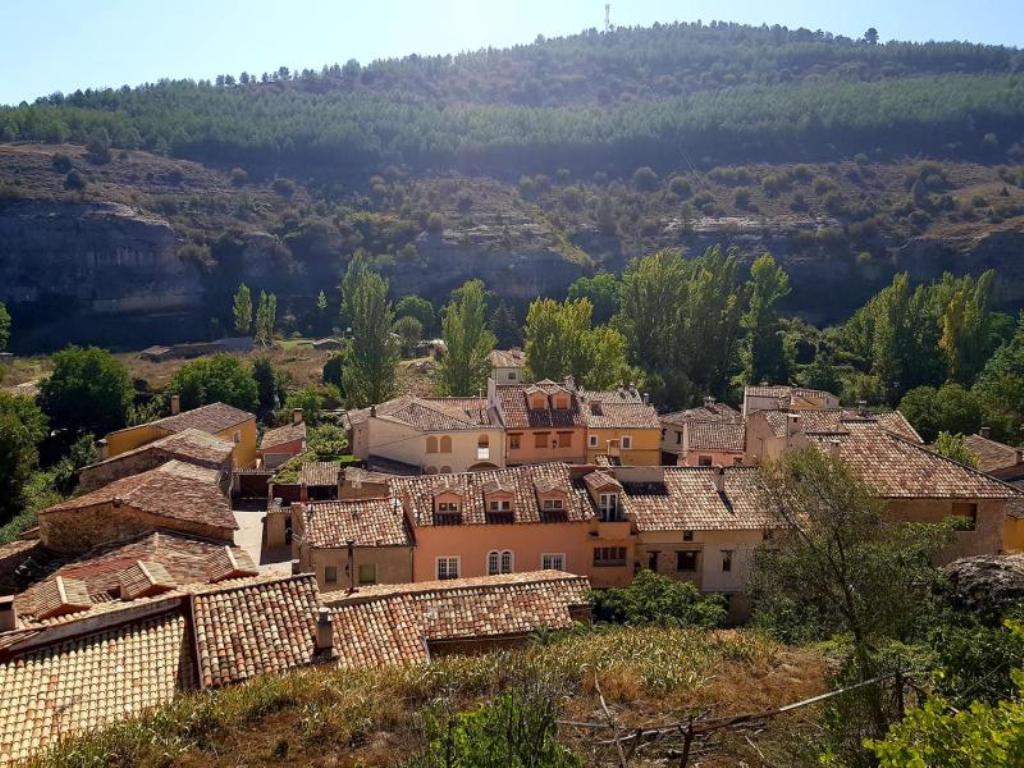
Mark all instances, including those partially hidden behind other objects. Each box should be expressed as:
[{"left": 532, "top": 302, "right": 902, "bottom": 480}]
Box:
[{"left": 3, "top": 0, "right": 1022, "bottom": 105}]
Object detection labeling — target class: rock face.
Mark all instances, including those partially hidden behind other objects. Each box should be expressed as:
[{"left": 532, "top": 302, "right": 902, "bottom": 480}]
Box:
[{"left": 943, "top": 554, "right": 1024, "bottom": 619}]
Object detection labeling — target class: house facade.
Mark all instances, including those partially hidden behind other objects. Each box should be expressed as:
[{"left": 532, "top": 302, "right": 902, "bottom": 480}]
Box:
[
  {"left": 348, "top": 396, "right": 506, "bottom": 473},
  {"left": 578, "top": 388, "right": 662, "bottom": 466},
  {"left": 257, "top": 409, "right": 307, "bottom": 470},
  {"left": 659, "top": 399, "right": 742, "bottom": 465},
  {"left": 489, "top": 379, "right": 587, "bottom": 465},
  {"left": 489, "top": 348, "right": 526, "bottom": 384}
]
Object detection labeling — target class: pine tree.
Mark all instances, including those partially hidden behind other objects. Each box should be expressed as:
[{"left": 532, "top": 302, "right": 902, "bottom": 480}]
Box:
[
  {"left": 489, "top": 300, "right": 521, "bottom": 348},
  {"left": 232, "top": 283, "right": 252, "bottom": 335}
]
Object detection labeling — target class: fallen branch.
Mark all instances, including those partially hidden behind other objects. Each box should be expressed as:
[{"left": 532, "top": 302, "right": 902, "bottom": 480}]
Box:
[{"left": 594, "top": 678, "right": 629, "bottom": 768}]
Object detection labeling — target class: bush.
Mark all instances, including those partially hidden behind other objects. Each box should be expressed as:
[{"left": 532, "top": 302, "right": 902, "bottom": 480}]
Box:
[
  {"left": 229, "top": 167, "right": 249, "bottom": 186},
  {"left": 668, "top": 175, "right": 692, "bottom": 198},
  {"left": 271, "top": 177, "right": 295, "bottom": 197},
  {"left": 591, "top": 570, "right": 727, "bottom": 628},
  {"left": 631, "top": 166, "right": 658, "bottom": 191},
  {"left": 426, "top": 212, "right": 445, "bottom": 234},
  {"left": 733, "top": 187, "right": 754, "bottom": 210},
  {"left": 322, "top": 352, "right": 346, "bottom": 387},
  {"left": 63, "top": 170, "right": 87, "bottom": 191},
  {"left": 51, "top": 153, "right": 72, "bottom": 173}
]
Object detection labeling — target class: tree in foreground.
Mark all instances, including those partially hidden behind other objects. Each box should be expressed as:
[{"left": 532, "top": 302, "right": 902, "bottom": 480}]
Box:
[
  {"left": 168, "top": 354, "right": 258, "bottom": 412},
  {"left": 591, "top": 569, "right": 726, "bottom": 628},
  {"left": 232, "top": 283, "right": 252, "bottom": 335},
  {"left": 436, "top": 280, "right": 496, "bottom": 396},
  {"left": 39, "top": 346, "right": 133, "bottom": 436},
  {"left": 0, "top": 394, "right": 47, "bottom": 522},
  {"left": 751, "top": 448, "right": 952, "bottom": 744},
  {"left": 342, "top": 261, "right": 399, "bottom": 407},
  {"left": 524, "top": 297, "right": 628, "bottom": 389}
]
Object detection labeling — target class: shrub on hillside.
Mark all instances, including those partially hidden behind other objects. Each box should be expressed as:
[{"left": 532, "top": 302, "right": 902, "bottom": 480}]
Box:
[{"left": 591, "top": 570, "right": 727, "bottom": 628}]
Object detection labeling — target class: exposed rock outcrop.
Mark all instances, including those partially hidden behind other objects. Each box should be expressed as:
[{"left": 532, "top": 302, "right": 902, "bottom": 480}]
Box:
[{"left": 943, "top": 554, "right": 1024, "bottom": 619}]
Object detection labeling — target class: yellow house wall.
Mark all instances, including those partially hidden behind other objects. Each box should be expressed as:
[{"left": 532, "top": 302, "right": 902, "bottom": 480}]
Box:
[
  {"left": 104, "top": 425, "right": 171, "bottom": 457},
  {"left": 885, "top": 498, "right": 1006, "bottom": 562},
  {"left": 215, "top": 418, "right": 257, "bottom": 469},
  {"left": 304, "top": 546, "right": 414, "bottom": 590},
  {"left": 1003, "top": 516, "right": 1024, "bottom": 552},
  {"left": 586, "top": 428, "right": 661, "bottom": 466}
]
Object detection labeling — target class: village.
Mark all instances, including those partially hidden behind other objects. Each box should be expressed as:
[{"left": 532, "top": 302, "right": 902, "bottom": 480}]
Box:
[{"left": 0, "top": 343, "right": 1021, "bottom": 764}]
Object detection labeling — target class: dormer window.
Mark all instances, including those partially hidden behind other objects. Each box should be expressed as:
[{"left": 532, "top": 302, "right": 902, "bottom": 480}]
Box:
[
  {"left": 489, "top": 499, "right": 511, "bottom": 512},
  {"left": 542, "top": 498, "right": 564, "bottom": 511},
  {"left": 528, "top": 392, "right": 548, "bottom": 410},
  {"left": 553, "top": 394, "right": 570, "bottom": 410},
  {"left": 437, "top": 501, "right": 459, "bottom": 513},
  {"left": 598, "top": 492, "right": 620, "bottom": 522},
  {"left": 433, "top": 491, "right": 463, "bottom": 525}
]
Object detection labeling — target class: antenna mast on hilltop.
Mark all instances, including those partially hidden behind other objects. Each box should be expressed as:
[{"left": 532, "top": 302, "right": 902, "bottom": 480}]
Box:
[{"left": 604, "top": 4, "right": 611, "bottom": 32}]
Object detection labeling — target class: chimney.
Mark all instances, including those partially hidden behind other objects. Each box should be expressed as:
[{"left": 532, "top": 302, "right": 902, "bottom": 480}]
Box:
[
  {"left": 829, "top": 439, "right": 841, "bottom": 459},
  {"left": 290, "top": 559, "right": 301, "bottom": 575},
  {"left": 292, "top": 408, "right": 304, "bottom": 425},
  {"left": 642, "top": 392, "right": 650, "bottom": 405},
  {"left": 980, "top": 426, "right": 992, "bottom": 439},
  {"left": 370, "top": 405, "right": 377, "bottom": 418},
  {"left": 786, "top": 413, "right": 802, "bottom": 438},
  {"left": 0, "top": 595, "right": 15, "bottom": 632},
  {"left": 712, "top": 465, "right": 725, "bottom": 494},
  {"left": 704, "top": 395, "right": 716, "bottom": 408},
  {"left": 315, "top": 606, "right": 333, "bottom": 653},
  {"left": 170, "top": 394, "right": 181, "bottom": 415},
  {"left": 857, "top": 400, "right": 867, "bottom": 417}
]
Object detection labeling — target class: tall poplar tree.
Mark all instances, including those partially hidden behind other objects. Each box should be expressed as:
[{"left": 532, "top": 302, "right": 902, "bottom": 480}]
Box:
[
  {"left": 436, "top": 280, "right": 496, "bottom": 396},
  {"left": 742, "top": 253, "right": 790, "bottom": 385},
  {"left": 232, "top": 283, "right": 252, "bottom": 335},
  {"left": 342, "top": 261, "right": 399, "bottom": 407}
]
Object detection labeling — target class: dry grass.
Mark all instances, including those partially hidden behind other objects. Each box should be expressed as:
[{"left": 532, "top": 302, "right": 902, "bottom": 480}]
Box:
[{"left": 30, "top": 626, "right": 826, "bottom": 768}]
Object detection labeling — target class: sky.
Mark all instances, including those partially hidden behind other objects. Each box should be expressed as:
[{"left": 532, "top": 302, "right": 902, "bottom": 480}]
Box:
[{"left": 3, "top": 0, "right": 1023, "bottom": 106}]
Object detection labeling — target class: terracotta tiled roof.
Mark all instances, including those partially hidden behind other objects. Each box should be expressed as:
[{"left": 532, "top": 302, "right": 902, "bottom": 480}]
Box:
[
  {"left": 15, "top": 532, "right": 244, "bottom": 618},
  {"left": 583, "top": 470, "right": 622, "bottom": 491},
  {"left": 300, "top": 461, "right": 341, "bottom": 487},
  {"left": 302, "top": 499, "right": 413, "bottom": 548},
  {"left": 203, "top": 547, "right": 260, "bottom": 583},
  {"left": 621, "top": 467, "right": 776, "bottom": 532},
  {"left": 326, "top": 571, "right": 590, "bottom": 667},
  {"left": 489, "top": 349, "right": 526, "bottom": 369},
  {"left": 41, "top": 460, "right": 236, "bottom": 533},
  {"left": 964, "top": 434, "right": 1024, "bottom": 475},
  {"left": 149, "top": 402, "right": 254, "bottom": 435},
  {"left": 30, "top": 576, "right": 93, "bottom": 620},
  {"left": 660, "top": 402, "right": 741, "bottom": 427},
  {"left": 190, "top": 575, "right": 320, "bottom": 688},
  {"left": 745, "top": 385, "right": 795, "bottom": 398},
  {"left": 493, "top": 383, "right": 584, "bottom": 430},
  {"left": 798, "top": 409, "right": 922, "bottom": 443},
  {"left": 0, "top": 612, "right": 192, "bottom": 765},
  {"left": 686, "top": 422, "right": 746, "bottom": 452},
  {"left": 580, "top": 390, "right": 660, "bottom": 430},
  {"left": 393, "top": 464, "right": 596, "bottom": 526},
  {"left": 88, "top": 428, "right": 233, "bottom": 471},
  {"left": 350, "top": 396, "right": 496, "bottom": 432},
  {"left": 260, "top": 421, "right": 307, "bottom": 450},
  {"left": 808, "top": 425, "right": 1021, "bottom": 499},
  {"left": 119, "top": 560, "right": 177, "bottom": 600}
]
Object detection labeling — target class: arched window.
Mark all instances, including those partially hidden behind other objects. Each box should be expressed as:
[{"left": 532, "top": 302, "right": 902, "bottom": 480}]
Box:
[
  {"left": 440, "top": 465, "right": 452, "bottom": 473},
  {"left": 426, "top": 436, "right": 438, "bottom": 454},
  {"left": 424, "top": 466, "right": 438, "bottom": 475},
  {"left": 500, "top": 550, "right": 514, "bottom": 574},
  {"left": 486, "top": 550, "right": 514, "bottom": 575},
  {"left": 440, "top": 436, "right": 453, "bottom": 453}
]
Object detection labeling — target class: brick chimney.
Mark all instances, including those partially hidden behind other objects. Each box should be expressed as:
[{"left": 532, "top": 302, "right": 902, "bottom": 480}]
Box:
[
  {"left": 829, "top": 438, "right": 841, "bottom": 459},
  {"left": 315, "top": 606, "right": 333, "bottom": 652},
  {"left": 704, "top": 395, "right": 716, "bottom": 408},
  {"left": 170, "top": 394, "right": 181, "bottom": 416},
  {"left": 0, "top": 595, "right": 15, "bottom": 632},
  {"left": 292, "top": 408, "right": 304, "bottom": 425},
  {"left": 980, "top": 426, "right": 992, "bottom": 439},
  {"left": 712, "top": 465, "right": 725, "bottom": 494}
]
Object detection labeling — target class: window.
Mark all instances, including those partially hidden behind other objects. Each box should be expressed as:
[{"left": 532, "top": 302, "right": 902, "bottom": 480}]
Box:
[
  {"left": 489, "top": 499, "right": 511, "bottom": 512},
  {"left": 477, "top": 434, "right": 490, "bottom": 461},
  {"left": 593, "top": 547, "right": 627, "bottom": 567},
  {"left": 440, "top": 466, "right": 452, "bottom": 473},
  {"left": 698, "top": 455, "right": 713, "bottom": 467},
  {"left": 233, "top": 431, "right": 241, "bottom": 444},
  {"left": 621, "top": 435, "right": 633, "bottom": 450},
  {"left": 324, "top": 566, "right": 338, "bottom": 584},
  {"left": 762, "top": 529, "right": 773, "bottom": 542},
  {"left": 439, "top": 436, "right": 452, "bottom": 453},
  {"left": 542, "top": 553, "right": 566, "bottom": 570},
  {"left": 733, "top": 456, "right": 744, "bottom": 466},
  {"left": 437, "top": 501, "right": 460, "bottom": 513},
  {"left": 508, "top": 371, "right": 518, "bottom": 381},
  {"left": 424, "top": 466, "right": 438, "bottom": 475},
  {"left": 535, "top": 432, "right": 549, "bottom": 449},
  {"left": 588, "top": 434, "right": 599, "bottom": 448},
  {"left": 683, "top": 530, "right": 694, "bottom": 542},
  {"left": 598, "top": 493, "right": 619, "bottom": 522},
  {"left": 647, "top": 551, "right": 659, "bottom": 571},
  {"left": 952, "top": 502, "right": 978, "bottom": 531},
  {"left": 675, "top": 430, "right": 682, "bottom": 445},
  {"left": 542, "top": 498, "right": 564, "bottom": 511},
  {"left": 426, "top": 436, "right": 439, "bottom": 454},
  {"left": 557, "top": 432, "right": 573, "bottom": 448},
  {"left": 509, "top": 434, "right": 521, "bottom": 450},
  {"left": 554, "top": 395, "right": 569, "bottom": 410},
  {"left": 676, "top": 550, "right": 698, "bottom": 572},
  {"left": 436, "top": 557, "right": 460, "bottom": 580},
  {"left": 487, "top": 550, "right": 514, "bottom": 575},
  {"left": 721, "top": 550, "right": 733, "bottom": 573},
  {"left": 357, "top": 563, "right": 376, "bottom": 585}
]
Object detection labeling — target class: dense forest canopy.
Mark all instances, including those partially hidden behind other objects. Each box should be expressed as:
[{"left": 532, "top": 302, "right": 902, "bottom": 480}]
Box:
[{"left": 3, "top": 21, "right": 1024, "bottom": 181}]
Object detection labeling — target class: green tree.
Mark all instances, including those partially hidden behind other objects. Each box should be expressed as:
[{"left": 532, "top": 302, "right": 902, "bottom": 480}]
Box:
[
  {"left": 0, "top": 301, "right": 10, "bottom": 351},
  {"left": 278, "top": 387, "right": 323, "bottom": 426},
  {"left": 932, "top": 431, "right": 981, "bottom": 467},
  {"left": 524, "top": 298, "right": 628, "bottom": 389},
  {"left": 437, "top": 280, "right": 496, "bottom": 396},
  {"left": 340, "top": 250, "right": 370, "bottom": 330},
  {"left": 168, "top": 354, "right": 258, "bottom": 412},
  {"left": 342, "top": 262, "right": 399, "bottom": 407},
  {"left": 591, "top": 570, "right": 727, "bottom": 628},
  {"left": 232, "top": 283, "right": 252, "bottom": 336},
  {"left": 898, "top": 383, "right": 982, "bottom": 443},
  {"left": 393, "top": 315, "right": 423, "bottom": 358},
  {"left": 315, "top": 290, "right": 329, "bottom": 335},
  {"left": 752, "top": 448, "right": 953, "bottom": 736},
  {"left": 800, "top": 346, "right": 842, "bottom": 394},
  {"left": 567, "top": 273, "right": 621, "bottom": 324},
  {"left": 322, "top": 351, "right": 346, "bottom": 388},
  {"left": 0, "top": 394, "right": 47, "bottom": 521},
  {"left": 973, "top": 312, "right": 1024, "bottom": 442},
  {"left": 251, "top": 356, "right": 279, "bottom": 415},
  {"left": 489, "top": 301, "right": 521, "bottom": 349},
  {"left": 254, "top": 291, "right": 277, "bottom": 346},
  {"left": 742, "top": 253, "right": 790, "bottom": 385},
  {"left": 395, "top": 295, "right": 435, "bottom": 334},
  {"left": 307, "top": 423, "right": 349, "bottom": 461},
  {"left": 39, "top": 346, "right": 133, "bottom": 436}
]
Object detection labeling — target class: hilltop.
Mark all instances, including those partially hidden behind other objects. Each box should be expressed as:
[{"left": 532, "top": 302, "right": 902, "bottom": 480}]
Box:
[{"left": 2, "top": 21, "right": 1024, "bottom": 350}]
